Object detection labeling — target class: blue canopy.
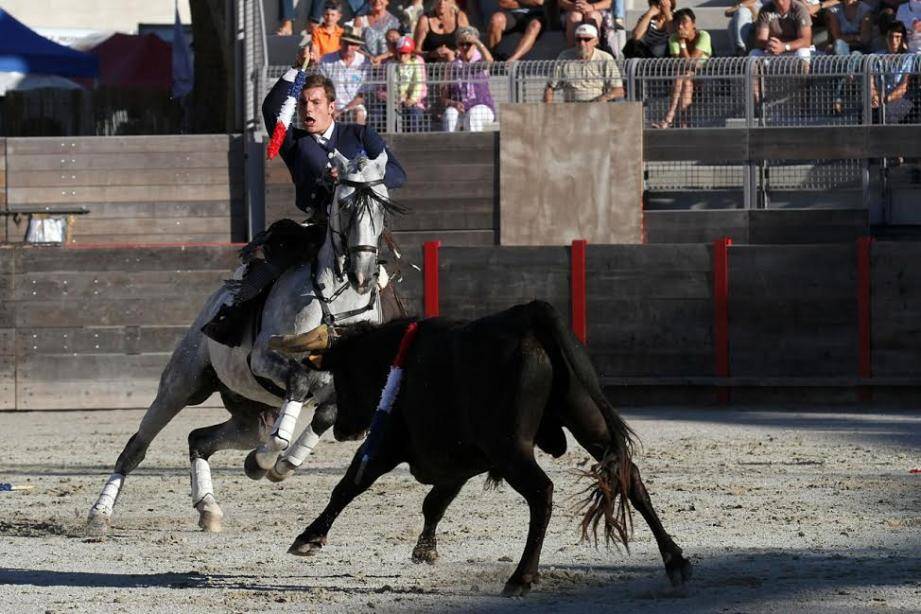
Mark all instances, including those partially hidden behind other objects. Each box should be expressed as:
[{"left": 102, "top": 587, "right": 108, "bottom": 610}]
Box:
[{"left": 0, "top": 9, "right": 99, "bottom": 78}]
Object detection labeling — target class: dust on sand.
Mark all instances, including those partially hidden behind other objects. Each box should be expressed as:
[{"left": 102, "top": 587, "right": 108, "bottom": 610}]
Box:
[{"left": 1, "top": 406, "right": 919, "bottom": 613}]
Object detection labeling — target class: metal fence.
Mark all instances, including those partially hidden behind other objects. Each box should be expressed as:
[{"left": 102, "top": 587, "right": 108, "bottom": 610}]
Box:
[{"left": 259, "top": 54, "right": 921, "bottom": 211}]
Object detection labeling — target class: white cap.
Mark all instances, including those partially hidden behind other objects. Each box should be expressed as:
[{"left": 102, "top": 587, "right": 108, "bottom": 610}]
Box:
[{"left": 574, "top": 23, "right": 598, "bottom": 39}]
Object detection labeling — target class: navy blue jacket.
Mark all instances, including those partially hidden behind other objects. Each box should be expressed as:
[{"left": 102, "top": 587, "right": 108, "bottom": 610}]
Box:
[{"left": 262, "top": 74, "right": 407, "bottom": 215}]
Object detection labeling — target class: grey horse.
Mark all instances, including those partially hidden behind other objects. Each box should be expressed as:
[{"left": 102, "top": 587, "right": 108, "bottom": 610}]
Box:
[{"left": 87, "top": 151, "right": 397, "bottom": 533}]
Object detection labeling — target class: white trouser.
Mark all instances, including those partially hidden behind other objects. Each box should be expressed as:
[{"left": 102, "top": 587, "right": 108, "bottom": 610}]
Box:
[{"left": 443, "top": 105, "right": 495, "bottom": 133}]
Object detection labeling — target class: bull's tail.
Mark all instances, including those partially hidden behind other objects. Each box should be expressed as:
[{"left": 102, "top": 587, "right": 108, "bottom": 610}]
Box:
[{"left": 527, "top": 300, "right": 635, "bottom": 550}]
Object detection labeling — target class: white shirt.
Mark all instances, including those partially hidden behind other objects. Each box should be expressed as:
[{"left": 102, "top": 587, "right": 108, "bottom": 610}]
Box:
[
  {"left": 319, "top": 51, "right": 367, "bottom": 110},
  {"left": 315, "top": 121, "right": 335, "bottom": 145}
]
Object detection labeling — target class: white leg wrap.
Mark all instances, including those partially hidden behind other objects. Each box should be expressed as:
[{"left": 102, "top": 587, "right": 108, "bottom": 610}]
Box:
[
  {"left": 282, "top": 426, "right": 322, "bottom": 468},
  {"left": 90, "top": 473, "right": 124, "bottom": 516},
  {"left": 255, "top": 400, "right": 303, "bottom": 469},
  {"left": 190, "top": 458, "right": 214, "bottom": 507}
]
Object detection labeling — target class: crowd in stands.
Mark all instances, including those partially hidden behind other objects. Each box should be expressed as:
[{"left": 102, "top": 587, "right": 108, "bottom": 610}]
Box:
[{"left": 272, "top": 0, "right": 921, "bottom": 130}]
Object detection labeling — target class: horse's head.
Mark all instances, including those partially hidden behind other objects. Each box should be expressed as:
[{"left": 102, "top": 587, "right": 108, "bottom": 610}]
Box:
[{"left": 328, "top": 150, "right": 392, "bottom": 295}]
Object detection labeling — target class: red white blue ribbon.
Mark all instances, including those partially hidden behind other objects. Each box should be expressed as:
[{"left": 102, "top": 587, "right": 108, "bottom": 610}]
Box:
[{"left": 266, "top": 68, "right": 309, "bottom": 160}]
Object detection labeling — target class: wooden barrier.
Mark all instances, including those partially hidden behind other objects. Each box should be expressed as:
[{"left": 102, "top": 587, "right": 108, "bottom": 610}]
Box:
[{"left": 3, "top": 135, "right": 245, "bottom": 246}]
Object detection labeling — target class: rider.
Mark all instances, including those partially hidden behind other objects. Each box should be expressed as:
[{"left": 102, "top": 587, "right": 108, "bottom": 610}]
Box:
[
  {"left": 202, "top": 49, "right": 407, "bottom": 347},
  {"left": 266, "top": 47, "right": 407, "bottom": 222}
]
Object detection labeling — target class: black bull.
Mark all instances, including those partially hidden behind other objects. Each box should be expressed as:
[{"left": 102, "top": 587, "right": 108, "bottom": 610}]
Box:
[{"left": 270, "top": 301, "right": 691, "bottom": 596}]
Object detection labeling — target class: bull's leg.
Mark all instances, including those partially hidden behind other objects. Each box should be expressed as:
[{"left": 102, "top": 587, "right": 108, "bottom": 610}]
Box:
[
  {"left": 244, "top": 363, "right": 314, "bottom": 480},
  {"left": 87, "top": 343, "right": 215, "bottom": 535},
  {"left": 499, "top": 456, "right": 554, "bottom": 597},
  {"left": 288, "top": 444, "right": 403, "bottom": 556},
  {"left": 627, "top": 462, "right": 692, "bottom": 587},
  {"left": 411, "top": 481, "right": 466, "bottom": 565},
  {"left": 269, "top": 389, "right": 335, "bottom": 482},
  {"left": 188, "top": 413, "right": 271, "bottom": 532}
]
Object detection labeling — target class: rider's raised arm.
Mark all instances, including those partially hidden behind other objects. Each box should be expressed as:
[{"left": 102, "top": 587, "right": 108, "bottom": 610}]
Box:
[
  {"left": 262, "top": 69, "right": 302, "bottom": 167},
  {"left": 360, "top": 124, "right": 407, "bottom": 190}
]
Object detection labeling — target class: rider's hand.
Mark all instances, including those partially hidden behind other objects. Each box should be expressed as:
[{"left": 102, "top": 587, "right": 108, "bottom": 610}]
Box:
[{"left": 294, "top": 46, "right": 309, "bottom": 68}]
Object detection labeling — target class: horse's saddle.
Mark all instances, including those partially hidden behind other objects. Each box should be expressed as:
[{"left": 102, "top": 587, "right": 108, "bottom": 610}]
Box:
[{"left": 201, "top": 219, "right": 327, "bottom": 347}]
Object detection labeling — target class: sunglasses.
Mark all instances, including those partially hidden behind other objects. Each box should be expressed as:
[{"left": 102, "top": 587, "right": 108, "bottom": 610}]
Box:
[
  {"left": 459, "top": 42, "right": 473, "bottom": 47},
  {"left": 576, "top": 37, "right": 594, "bottom": 43}
]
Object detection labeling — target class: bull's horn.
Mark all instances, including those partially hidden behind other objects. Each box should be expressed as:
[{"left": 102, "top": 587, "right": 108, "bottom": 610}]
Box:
[{"left": 268, "top": 325, "right": 330, "bottom": 355}]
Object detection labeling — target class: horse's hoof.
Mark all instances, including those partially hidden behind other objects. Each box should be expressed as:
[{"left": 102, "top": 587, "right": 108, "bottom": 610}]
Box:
[
  {"left": 267, "top": 459, "right": 296, "bottom": 483},
  {"left": 411, "top": 540, "right": 438, "bottom": 565},
  {"left": 288, "top": 535, "right": 325, "bottom": 556},
  {"left": 244, "top": 450, "right": 268, "bottom": 481},
  {"left": 85, "top": 510, "right": 111, "bottom": 536},
  {"left": 198, "top": 510, "right": 223, "bottom": 533},
  {"left": 501, "top": 579, "right": 532, "bottom": 598},
  {"left": 666, "top": 555, "right": 693, "bottom": 586}
]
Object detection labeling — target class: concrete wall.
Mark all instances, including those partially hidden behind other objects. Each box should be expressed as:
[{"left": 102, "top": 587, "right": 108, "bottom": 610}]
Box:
[{"left": 3, "top": 1, "right": 191, "bottom": 33}]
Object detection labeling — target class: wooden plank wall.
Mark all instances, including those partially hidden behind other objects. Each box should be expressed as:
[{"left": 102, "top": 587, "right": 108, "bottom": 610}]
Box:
[
  {"left": 1, "top": 245, "right": 238, "bottom": 410},
  {"left": 872, "top": 243, "right": 921, "bottom": 378},
  {"left": 264, "top": 133, "right": 497, "bottom": 252},
  {"left": 4, "top": 136, "right": 245, "bottom": 245}
]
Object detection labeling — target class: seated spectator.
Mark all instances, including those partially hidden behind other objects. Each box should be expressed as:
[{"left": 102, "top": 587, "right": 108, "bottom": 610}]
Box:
[
  {"left": 872, "top": 21, "right": 914, "bottom": 124},
  {"left": 416, "top": 0, "right": 471, "bottom": 63},
  {"left": 895, "top": 0, "right": 921, "bottom": 53},
  {"left": 370, "top": 27, "right": 403, "bottom": 64},
  {"left": 725, "top": 0, "right": 761, "bottom": 55},
  {"left": 277, "top": 0, "right": 295, "bottom": 36},
  {"left": 559, "top": 0, "right": 625, "bottom": 47},
  {"left": 487, "top": 0, "right": 547, "bottom": 62},
  {"left": 443, "top": 26, "right": 496, "bottom": 132},
  {"left": 320, "top": 27, "right": 369, "bottom": 124},
  {"left": 392, "top": 36, "right": 429, "bottom": 132},
  {"left": 544, "top": 22, "right": 625, "bottom": 102},
  {"left": 311, "top": 1, "right": 345, "bottom": 59},
  {"left": 827, "top": 0, "right": 873, "bottom": 54},
  {"left": 624, "top": 0, "right": 676, "bottom": 58},
  {"left": 354, "top": 0, "right": 402, "bottom": 60},
  {"left": 749, "top": 0, "right": 814, "bottom": 60},
  {"left": 653, "top": 8, "right": 711, "bottom": 129}
]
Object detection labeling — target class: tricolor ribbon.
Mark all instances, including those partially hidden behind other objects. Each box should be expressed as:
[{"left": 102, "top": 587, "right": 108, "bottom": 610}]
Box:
[
  {"left": 267, "top": 58, "right": 311, "bottom": 160},
  {"left": 355, "top": 321, "right": 420, "bottom": 483}
]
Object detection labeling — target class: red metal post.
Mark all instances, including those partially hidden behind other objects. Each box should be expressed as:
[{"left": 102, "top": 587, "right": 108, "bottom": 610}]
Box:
[
  {"left": 857, "top": 237, "right": 872, "bottom": 401},
  {"left": 571, "top": 239, "right": 588, "bottom": 344},
  {"left": 423, "top": 240, "right": 441, "bottom": 317},
  {"left": 712, "top": 237, "right": 732, "bottom": 404}
]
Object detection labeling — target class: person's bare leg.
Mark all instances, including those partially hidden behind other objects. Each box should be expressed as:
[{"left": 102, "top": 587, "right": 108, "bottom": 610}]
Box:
[
  {"left": 488, "top": 12, "right": 507, "bottom": 50},
  {"left": 508, "top": 19, "right": 542, "bottom": 61}
]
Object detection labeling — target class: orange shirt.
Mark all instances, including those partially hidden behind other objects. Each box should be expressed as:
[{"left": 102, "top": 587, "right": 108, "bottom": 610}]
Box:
[{"left": 312, "top": 25, "right": 344, "bottom": 58}]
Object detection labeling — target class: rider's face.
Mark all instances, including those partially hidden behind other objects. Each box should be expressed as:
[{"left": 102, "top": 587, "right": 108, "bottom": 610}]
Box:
[{"left": 299, "top": 86, "right": 336, "bottom": 134}]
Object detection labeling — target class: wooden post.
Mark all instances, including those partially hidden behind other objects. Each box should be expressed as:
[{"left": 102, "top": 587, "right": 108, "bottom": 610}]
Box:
[
  {"left": 423, "top": 240, "right": 441, "bottom": 317},
  {"left": 713, "top": 237, "right": 732, "bottom": 404},
  {"left": 570, "top": 239, "right": 587, "bottom": 344},
  {"left": 857, "top": 236, "right": 872, "bottom": 402}
]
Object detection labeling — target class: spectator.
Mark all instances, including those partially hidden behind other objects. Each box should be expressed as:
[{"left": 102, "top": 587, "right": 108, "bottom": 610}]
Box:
[
  {"left": 311, "top": 2, "right": 345, "bottom": 59},
  {"left": 827, "top": 0, "right": 872, "bottom": 54},
  {"left": 624, "top": 0, "right": 676, "bottom": 58},
  {"left": 392, "top": 36, "right": 429, "bottom": 132},
  {"left": 725, "top": 0, "right": 761, "bottom": 55},
  {"left": 749, "top": 0, "right": 814, "bottom": 59},
  {"left": 443, "top": 26, "right": 496, "bottom": 132},
  {"left": 354, "top": 0, "right": 402, "bottom": 59},
  {"left": 401, "top": 0, "right": 426, "bottom": 35},
  {"left": 277, "top": 0, "right": 296, "bottom": 36},
  {"left": 544, "top": 22, "right": 625, "bottom": 102},
  {"left": 416, "top": 0, "right": 471, "bottom": 63},
  {"left": 653, "top": 8, "right": 711, "bottom": 128},
  {"left": 872, "top": 21, "right": 914, "bottom": 124},
  {"left": 320, "top": 27, "right": 369, "bottom": 124},
  {"left": 308, "top": 0, "right": 372, "bottom": 27},
  {"left": 559, "top": 0, "right": 625, "bottom": 47},
  {"left": 895, "top": 0, "right": 921, "bottom": 53},
  {"left": 487, "top": 0, "right": 547, "bottom": 62},
  {"left": 370, "top": 27, "right": 403, "bottom": 64}
]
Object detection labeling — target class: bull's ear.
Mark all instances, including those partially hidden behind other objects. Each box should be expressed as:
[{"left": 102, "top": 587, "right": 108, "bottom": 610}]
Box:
[{"left": 268, "top": 324, "right": 330, "bottom": 355}]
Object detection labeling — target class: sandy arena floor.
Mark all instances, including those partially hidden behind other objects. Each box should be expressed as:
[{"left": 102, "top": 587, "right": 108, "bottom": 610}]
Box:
[{"left": 0, "top": 406, "right": 919, "bottom": 613}]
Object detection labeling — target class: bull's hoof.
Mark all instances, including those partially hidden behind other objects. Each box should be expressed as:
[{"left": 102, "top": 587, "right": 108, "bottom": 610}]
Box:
[
  {"left": 288, "top": 534, "right": 326, "bottom": 556},
  {"left": 411, "top": 541, "right": 438, "bottom": 565},
  {"left": 85, "top": 509, "right": 111, "bottom": 536},
  {"left": 244, "top": 450, "right": 268, "bottom": 481},
  {"left": 665, "top": 553, "right": 693, "bottom": 586},
  {"left": 501, "top": 579, "right": 532, "bottom": 598},
  {"left": 267, "top": 459, "right": 297, "bottom": 483}
]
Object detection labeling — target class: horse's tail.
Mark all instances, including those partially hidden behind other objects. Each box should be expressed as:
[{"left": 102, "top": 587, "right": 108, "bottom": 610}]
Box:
[{"left": 527, "top": 300, "right": 635, "bottom": 550}]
